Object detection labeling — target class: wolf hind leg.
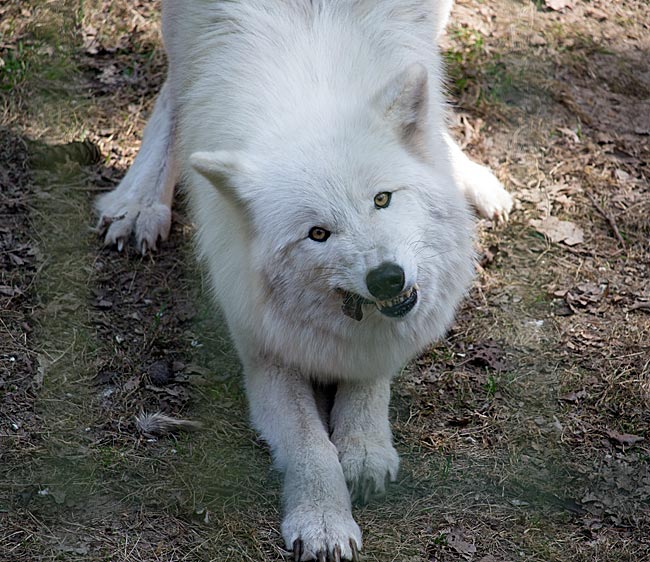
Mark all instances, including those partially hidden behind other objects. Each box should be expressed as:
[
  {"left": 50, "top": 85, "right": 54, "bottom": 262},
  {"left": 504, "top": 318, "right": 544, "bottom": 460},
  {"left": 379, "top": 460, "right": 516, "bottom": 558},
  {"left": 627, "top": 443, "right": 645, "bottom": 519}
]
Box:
[
  {"left": 96, "top": 79, "right": 177, "bottom": 254},
  {"left": 444, "top": 132, "right": 514, "bottom": 223}
]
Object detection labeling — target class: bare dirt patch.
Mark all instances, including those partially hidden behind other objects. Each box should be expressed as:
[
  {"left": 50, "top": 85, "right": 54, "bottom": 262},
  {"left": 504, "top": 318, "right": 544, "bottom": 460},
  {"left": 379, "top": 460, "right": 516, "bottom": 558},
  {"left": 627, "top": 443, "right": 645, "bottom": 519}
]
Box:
[{"left": 1, "top": 1, "right": 648, "bottom": 561}]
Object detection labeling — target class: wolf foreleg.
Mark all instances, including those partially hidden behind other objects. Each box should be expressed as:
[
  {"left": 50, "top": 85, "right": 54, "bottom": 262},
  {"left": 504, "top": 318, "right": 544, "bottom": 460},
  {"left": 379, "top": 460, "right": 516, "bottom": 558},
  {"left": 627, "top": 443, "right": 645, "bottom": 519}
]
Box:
[
  {"left": 330, "top": 377, "right": 399, "bottom": 504},
  {"left": 96, "top": 79, "right": 177, "bottom": 254},
  {"left": 245, "top": 365, "right": 362, "bottom": 561},
  {"left": 445, "top": 132, "right": 513, "bottom": 223}
]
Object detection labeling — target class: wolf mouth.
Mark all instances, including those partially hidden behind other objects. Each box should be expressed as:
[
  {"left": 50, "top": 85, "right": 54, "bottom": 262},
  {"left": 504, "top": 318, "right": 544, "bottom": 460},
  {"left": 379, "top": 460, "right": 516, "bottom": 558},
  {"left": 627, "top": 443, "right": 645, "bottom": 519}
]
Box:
[
  {"left": 339, "top": 286, "right": 418, "bottom": 321},
  {"left": 376, "top": 285, "right": 418, "bottom": 318}
]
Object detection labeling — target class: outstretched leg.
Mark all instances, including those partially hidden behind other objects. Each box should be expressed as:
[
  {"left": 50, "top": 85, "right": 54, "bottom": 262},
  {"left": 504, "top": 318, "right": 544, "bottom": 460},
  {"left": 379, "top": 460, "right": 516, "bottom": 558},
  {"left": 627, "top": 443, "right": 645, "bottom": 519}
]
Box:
[
  {"left": 96, "top": 79, "right": 177, "bottom": 254},
  {"left": 330, "top": 377, "right": 399, "bottom": 504},
  {"left": 444, "top": 132, "right": 514, "bottom": 223},
  {"left": 245, "top": 364, "right": 362, "bottom": 561}
]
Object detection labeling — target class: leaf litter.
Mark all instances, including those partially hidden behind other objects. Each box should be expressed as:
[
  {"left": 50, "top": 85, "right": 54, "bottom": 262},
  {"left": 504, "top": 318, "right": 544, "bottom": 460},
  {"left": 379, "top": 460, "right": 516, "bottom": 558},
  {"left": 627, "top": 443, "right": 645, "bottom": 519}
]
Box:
[{"left": 530, "top": 215, "right": 585, "bottom": 246}]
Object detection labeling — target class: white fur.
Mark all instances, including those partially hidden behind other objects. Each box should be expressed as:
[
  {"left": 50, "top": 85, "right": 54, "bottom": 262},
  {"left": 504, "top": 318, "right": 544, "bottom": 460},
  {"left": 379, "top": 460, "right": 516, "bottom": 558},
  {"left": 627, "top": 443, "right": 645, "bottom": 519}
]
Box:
[
  {"left": 96, "top": 81, "right": 176, "bottom": 253},
  {"left": 97, "top": 2, "right": 513, "bottom": 559}
]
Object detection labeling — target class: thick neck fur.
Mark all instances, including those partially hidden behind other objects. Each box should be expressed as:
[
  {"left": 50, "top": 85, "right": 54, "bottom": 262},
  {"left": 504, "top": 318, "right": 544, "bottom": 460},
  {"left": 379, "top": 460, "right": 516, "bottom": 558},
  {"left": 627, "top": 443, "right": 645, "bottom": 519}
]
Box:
[{"left": 169, "top": 0, "right": 475, "bottom": 382}]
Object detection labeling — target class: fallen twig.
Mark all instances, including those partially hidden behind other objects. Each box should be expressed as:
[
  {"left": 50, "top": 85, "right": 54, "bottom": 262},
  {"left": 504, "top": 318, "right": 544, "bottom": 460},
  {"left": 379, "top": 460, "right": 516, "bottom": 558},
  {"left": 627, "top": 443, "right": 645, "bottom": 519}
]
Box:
[{"left": 586, "top": 192, "right": 627, "bottom": 248}]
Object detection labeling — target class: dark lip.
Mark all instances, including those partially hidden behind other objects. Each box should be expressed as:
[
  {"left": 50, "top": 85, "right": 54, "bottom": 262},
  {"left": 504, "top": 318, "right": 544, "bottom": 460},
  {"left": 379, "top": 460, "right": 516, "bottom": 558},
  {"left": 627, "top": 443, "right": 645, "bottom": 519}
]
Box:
[
  {"left": 340, "top": 291, "right": 373, "bottom": 321},
  {"left": 338, "top": 287, "right": 418, "bottom": 321}
]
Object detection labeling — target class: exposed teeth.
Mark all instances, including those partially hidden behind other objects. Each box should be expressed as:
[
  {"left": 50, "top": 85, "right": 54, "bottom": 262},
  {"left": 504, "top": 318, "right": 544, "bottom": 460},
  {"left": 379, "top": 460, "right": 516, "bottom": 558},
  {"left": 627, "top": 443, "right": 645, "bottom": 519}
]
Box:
[
  {"left": 339, "top": 285, "right": 418, "bottom": 321},
  {"left": 377, "top": 286, "right": 415, "bottom": 310}
]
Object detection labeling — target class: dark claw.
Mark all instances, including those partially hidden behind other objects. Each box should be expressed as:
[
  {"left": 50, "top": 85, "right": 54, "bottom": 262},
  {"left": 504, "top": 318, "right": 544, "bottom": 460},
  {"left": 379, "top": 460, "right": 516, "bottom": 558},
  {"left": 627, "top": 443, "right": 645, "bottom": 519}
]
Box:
[
  {"left": 317, "top": 551, "right": 326, "bottom": 562},
  {"left": 333, "top": 544, "right": 341, "bottom": 562},
  {"left": 97, "top": 217, "right": 109, "bottom": 235},
  {"left": 293, "top": 539, "right": 303, "bottom": 562},
  {"left": 350, "top": 539, "right": 360, "bottom": 562},
  {"left": 97, "top": 213, "right": 126, "bottom": 236}
]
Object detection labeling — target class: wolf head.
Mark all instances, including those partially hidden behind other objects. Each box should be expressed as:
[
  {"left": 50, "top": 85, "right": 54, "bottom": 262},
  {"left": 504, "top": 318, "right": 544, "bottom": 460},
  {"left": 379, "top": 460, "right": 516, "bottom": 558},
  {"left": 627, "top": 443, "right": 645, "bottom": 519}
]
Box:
[{"left": 191, "top": 63, "right": 474, "bottom": 334}]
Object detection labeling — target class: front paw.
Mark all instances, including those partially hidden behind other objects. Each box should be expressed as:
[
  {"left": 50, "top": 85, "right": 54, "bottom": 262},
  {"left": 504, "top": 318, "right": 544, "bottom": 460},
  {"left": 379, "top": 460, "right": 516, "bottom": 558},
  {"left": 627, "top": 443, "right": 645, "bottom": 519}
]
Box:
[
  {"left": 463, "top": 165, "right": 514, "bottom": 224},
  {"left": 96, "top": 196, "right": 171, "bottom": 254},
  {"left": 282, "top": 503, "right": 362, "bottom": 561},
  {"left": 336, "top": 434, "right": 400, "bottom": 504}
]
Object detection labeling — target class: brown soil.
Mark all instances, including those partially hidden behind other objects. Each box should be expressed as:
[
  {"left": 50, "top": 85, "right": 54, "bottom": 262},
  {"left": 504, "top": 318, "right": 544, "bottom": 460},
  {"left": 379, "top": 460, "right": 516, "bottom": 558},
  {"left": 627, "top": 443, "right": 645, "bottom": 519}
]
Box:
[{"left": 1, "top": 1, "right": 648, "bottom": 561}]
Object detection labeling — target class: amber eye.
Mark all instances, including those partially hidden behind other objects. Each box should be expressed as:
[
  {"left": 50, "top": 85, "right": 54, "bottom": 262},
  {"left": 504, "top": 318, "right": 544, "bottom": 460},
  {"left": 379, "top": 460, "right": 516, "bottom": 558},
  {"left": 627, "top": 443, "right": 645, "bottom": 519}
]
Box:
[
  {"left": 374, "top": 192, "right": 392, "bottom": 209},
  {"left": 308, "top": 227, "right": 331, "bottom": 242}
]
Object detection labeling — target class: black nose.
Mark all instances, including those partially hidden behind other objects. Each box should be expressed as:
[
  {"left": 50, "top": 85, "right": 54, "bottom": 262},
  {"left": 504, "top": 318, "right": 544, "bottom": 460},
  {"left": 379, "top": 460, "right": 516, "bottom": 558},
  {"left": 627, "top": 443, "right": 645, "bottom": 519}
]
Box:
[{"left": 366, "top": 262, "right": 405, "bottom": 300}]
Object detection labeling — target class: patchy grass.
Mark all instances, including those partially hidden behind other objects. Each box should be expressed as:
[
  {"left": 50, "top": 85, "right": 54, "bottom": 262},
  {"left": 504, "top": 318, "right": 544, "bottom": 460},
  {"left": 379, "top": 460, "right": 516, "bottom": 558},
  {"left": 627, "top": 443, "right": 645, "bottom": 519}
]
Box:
[{"left": 2, "top": 0, "right": 649, "bottom": 561}]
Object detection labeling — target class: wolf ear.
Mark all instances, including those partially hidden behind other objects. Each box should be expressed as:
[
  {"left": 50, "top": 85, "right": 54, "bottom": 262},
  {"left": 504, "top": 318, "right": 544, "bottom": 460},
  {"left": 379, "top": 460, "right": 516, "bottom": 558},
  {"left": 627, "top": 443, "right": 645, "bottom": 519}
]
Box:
[
  {"left": 190, "top": 150, "right": 255, "bottom": 204},
  {"left": 374, "top": 63, "right": 429, "bottom": 156}
]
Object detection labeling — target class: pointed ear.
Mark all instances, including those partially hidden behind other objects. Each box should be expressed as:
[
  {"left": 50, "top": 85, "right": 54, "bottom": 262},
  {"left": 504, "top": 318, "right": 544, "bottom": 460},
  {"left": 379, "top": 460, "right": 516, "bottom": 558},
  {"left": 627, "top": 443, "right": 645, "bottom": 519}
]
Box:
[
  {"left": 190, "top": 150, "right": 255, "bottom": 204},
  {"left": 374, "top": 63, "right": 429, "bottom": 156}
]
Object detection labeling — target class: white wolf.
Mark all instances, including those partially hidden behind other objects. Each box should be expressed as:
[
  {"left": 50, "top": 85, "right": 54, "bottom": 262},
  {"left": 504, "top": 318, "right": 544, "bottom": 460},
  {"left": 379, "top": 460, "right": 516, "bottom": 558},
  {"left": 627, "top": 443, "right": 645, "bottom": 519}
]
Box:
[{"left": 96, "top": 1, "right": 512, "bottom": 560}]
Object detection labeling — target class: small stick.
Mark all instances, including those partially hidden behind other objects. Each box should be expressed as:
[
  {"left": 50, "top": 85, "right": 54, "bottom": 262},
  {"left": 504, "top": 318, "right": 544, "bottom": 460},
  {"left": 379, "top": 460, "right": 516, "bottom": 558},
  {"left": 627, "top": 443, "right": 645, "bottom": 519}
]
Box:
[{"left": 586, "top": 192, "right": 626, "bottom": 248}]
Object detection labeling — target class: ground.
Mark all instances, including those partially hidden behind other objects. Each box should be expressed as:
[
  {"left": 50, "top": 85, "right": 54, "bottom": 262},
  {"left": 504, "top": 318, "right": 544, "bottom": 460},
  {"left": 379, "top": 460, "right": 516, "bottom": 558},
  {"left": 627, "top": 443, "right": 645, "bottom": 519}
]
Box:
[{"left": 1, "top": 1, "right": 648, "bottom": 561}]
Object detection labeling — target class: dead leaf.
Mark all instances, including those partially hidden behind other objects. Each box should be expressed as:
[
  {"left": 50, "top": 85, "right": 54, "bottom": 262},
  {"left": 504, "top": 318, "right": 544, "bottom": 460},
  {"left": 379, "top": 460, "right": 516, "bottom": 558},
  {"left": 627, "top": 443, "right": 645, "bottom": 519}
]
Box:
[
  {"left": 614, "top": 169, "right": 631, "bottom": 183},
  {"left": 606, "top": 430, "right": 643, "bottom": 446},
  {"left": 585, "top": 7, "right": 608, "bottom": 21},
  {"left": 558, "top": 127, "right": 580, "bottom": 143},
  {"left": 446, "top": 528, "right": 477, "bottom": 559},
  {"left": 583, "top": 518, "right": 604, "bottom": 533},
  {"left": 629, "top": 300, "right": 650, "bottom": 312},
  {"left": 0, "top": 285, "right": 21, "bottom": 297},
  {"left": 564, "top": 282, "right": 608, "bottom": 312},
  {"left": 55, "top": 544, "right": 89, "bottom": 556},
  {"left": 465, "top": 340, "right": 507, "bottom": 371},
  {"left": 544, "top": 0, "right": 574, "bottom": 11},
  {"left": 98, "top": 64, "right": 120, "bottom": 85},
  {"left": 559, "top": 390, "right": 587, "bottom": 403},
  {"left": 594, "top": 131, "right": 614, "bottom": 144},
  {"left": 530, "top": 216, "right": 584, "bottom": 246},
  {"left": 479, "top": 244, "right": 500, "bottom": 268},
  {"left": 83, "top": 24, "right": 99, "bottom": 54},
  {"left": 95, "top": 298, "right": 113, "bottom": 309},
  {"left": 123, "top": 375, "right": 141, "bottom": 393},
  {"left": 9, "top": 252, "right": 25, "bottom": 266},
  {"left": 530, "top": 34, "right": 547, "bottom": 46}
]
